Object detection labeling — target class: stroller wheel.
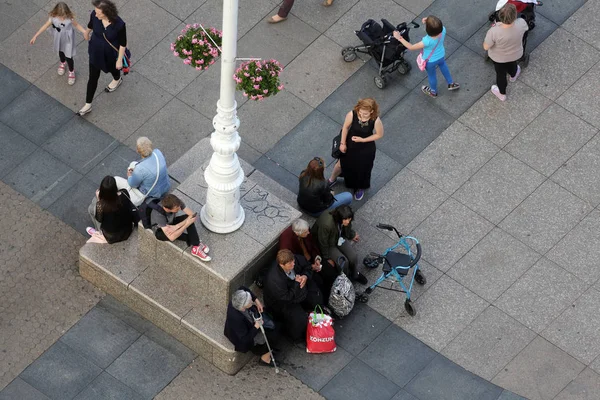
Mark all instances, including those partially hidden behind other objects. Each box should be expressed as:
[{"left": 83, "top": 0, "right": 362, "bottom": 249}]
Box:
[
  {"left": 342, "top": 47, "right": 357, "bottom": 62},
  {"left": 396, "top": 60, "right": 411, "bottom": 75},
  {"left": 374, "top": 75, "right": 387, "bottom": 89},
  {"left": 404, "top": 299, "right": 416, "bottom": 316}
]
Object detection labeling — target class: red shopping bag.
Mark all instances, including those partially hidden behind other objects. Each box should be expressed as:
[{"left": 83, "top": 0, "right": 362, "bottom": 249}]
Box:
[{"left": 306, "top": 305, "right": 336, "bottom": 353}]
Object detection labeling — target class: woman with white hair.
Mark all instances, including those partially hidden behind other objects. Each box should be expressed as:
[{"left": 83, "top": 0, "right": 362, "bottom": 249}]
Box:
[
  {"left": 223, "top": 287, "right": 278, "bottom": 367},
  {"left": 114, "top": 136, "right": 170, "bottom": 206}
]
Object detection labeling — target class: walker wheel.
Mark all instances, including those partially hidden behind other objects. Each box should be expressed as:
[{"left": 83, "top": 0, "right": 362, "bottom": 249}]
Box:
[
  {"left": 342, "top": 47, "right": 357, "bottom": 62},
  {"left": 374, "top": 75, "right": 387, "bottom": 89},
  {"left": 415, "top": 270, "right": 426, "bottom": 285},
  {"left": 405, "top": 299, "right": 416, "bottom": 316},
  {"left": 365, "top": 287, "right": 373, "bottom": 294}
]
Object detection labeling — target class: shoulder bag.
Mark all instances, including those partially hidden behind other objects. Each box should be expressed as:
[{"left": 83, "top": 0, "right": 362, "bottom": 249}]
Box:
[{"left": 416, "top": 36, "right": 441, "bottom": 71}]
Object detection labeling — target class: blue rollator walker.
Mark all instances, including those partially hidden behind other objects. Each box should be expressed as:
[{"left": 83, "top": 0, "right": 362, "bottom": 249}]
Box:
[{"left": 364, "top": 224, "right": 426, "bottom": 316}]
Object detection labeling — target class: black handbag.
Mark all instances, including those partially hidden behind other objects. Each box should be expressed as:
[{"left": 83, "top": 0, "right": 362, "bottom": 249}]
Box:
[{"left": 332, "top": 132, "right": 342, "bottom": 159}]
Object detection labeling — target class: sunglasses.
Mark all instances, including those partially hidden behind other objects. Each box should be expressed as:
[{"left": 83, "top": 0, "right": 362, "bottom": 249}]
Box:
[{"left": 313, "top": 157, "right": 323, "bottom": 167}]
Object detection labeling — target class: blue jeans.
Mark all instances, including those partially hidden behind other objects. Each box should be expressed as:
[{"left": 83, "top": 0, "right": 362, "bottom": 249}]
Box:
[
  {"left": 425, "top": 57, "right": 453, "bottom": 94},
  {"left": 306, "top": 191, "right": 353, "bottom": 217}
]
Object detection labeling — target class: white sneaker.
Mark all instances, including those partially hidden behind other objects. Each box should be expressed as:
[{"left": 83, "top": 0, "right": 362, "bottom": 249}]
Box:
[
  {"left": 58, "top": 62, "right": 66, "bottom": 76},
  {"left": 68, "top": 70, "right": 76, "bottom": 85}
]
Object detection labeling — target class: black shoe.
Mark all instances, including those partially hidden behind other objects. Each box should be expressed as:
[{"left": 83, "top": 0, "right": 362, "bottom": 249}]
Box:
[{"left": 355, "top": 272, "right": 368, "bottom": 285}]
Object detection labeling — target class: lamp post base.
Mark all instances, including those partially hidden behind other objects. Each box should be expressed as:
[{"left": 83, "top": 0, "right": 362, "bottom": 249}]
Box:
[{"left": 200, "top": 203, "right": 244, "bottom": 234}]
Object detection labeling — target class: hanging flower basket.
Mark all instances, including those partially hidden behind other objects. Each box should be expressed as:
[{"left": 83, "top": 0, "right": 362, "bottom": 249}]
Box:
[
  {"left": 171, "top": 24, "right": 222, "bottom": 71},
  {"left": 234, "top": 59, "right": 283, "bottom": 101}
]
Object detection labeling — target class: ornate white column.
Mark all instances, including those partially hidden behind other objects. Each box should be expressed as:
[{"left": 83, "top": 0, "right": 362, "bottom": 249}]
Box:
[{"left": 200, "top": 0, "right": 245, "bottom": 233}]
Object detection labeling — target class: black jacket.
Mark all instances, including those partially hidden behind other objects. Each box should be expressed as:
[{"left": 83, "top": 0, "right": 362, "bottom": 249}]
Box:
[
  {"left": 263, "top": 255, "right": 313, "bottom": 311},
  {"left": 297, "top": 175, "right": 334, "bottom": 213},
  {"left": 223, "top": 286, "right": 259, "bottom": 353}
]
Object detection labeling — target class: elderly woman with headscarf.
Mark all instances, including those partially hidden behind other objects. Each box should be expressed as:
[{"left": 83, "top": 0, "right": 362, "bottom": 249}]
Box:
[{"left": 224, "top": 287, "right": 278, "bottom": 367}]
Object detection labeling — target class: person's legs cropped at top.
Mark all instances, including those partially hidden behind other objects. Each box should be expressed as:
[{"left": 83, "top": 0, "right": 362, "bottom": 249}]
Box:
[
  {"left": 493, "top": 61, "right": 518, "bottom": 95},
  {"left": 58, "top": 51, "right": 74, "bottom": 72},
  {"left": 86, "top": 64, "right": 121, "bottom": 103},
  {"left": 437, "top": 58, "right": 454, "bottom": 85},
  {"left": 425, "top": 59, "right": 439, "bottom": 94},
  {"left": 278, "top": 0, "right": 294, "bottom": 17}
]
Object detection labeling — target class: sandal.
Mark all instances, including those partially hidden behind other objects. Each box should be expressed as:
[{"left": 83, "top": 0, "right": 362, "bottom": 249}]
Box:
[{"left": 105, "top": 78, "right": 123, "bottom": 92}]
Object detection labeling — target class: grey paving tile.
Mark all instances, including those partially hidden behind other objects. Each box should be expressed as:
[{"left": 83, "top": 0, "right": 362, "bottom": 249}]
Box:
[
  {"left": 250, "top": 156, "right": 298, "bottom": 194},
  {"left": 288, "top": 0, "right": 360, "bottom": 34},
  {"left": 73, "top": 372, "right": 144, "bottom": 400},
  {"left": 537, "top": 0, "right": 587, "bottom": 25},
  {"left": 411, "top": 198, "right": 493, "bottom": 272},
  {"left": 237, "top": 90, "right": 313, "bottom": 154},
  {"left": 453, "top": 151, "right": 545, "bottom": 224},
  {"left": 556, "top": 368, "right": 600, "bottom": 400},
  {"left": 106, "top": 335, "right": 191, "bottom": 399},
  {"left": 280, "top": 339, "right": 354, "bottom": 391},
  {"left": 417, "top": 0, "right": 492, "bottom": 43},
  {"left": 0, "top": 64, "right": 30, "bottom": 110},
  {"left": 520, "top": 28, "right": 600, "bottom": 100},
  {"left": 46, "top": 178, "right": 98, "bottom": 235},
  {"left": 282, "top": 35, "right": 362, "bottom": 107},
  {"left": 317, "top": 63, "right": 410, "bottom": 125},
  {"left": 442, "top": 306, "right": 536, "bottom": 381},
  {"left": 408, "top": 121, "right": 498, "bottom": 194},
  {"left": 416, "top": 46, "right": 496, "bottom": 118},
  {"left": 246, "top": 169, "right": 300, "bottom": 211},
  {"left": 237, "top": 141, "right": 263, "bottom": 165},
  {"left": 0, "top": 85, "right": 73, "bottom": 145},
  {"left": 547, "top": 209, "right": 600, "bottom": 285},
  {"left": 319, "top": 358, "right": 400, "bottom": 400},
  {"left": 265, "top": 109, "right": 341, "bottom": 175},
  {"left": 448, "top": 228, "right": 541, "bottom": 302},
  {"left": 557, "top": 63, "right": 600, "bottom": 131},
  {"left": 20, "top": 341, "right": 102, "bottom": 400},
  {"left": 542, "top": 288, "right": 600, "bottom": 365},
  {"left": 395, "top": 275, "right": 488, "bottom": 352},
  {"left": 496, "top": 390, "right": 528, "bottom": 400},
  {"left": 505, "top": 104, "right": 597, "bottom": 177},
  {"left": 0, "top": 1, "right": 40, "bottom": 42},
  {"left": 562, "top": 0, "right": 600, "bottom": 51},
  {"left": 85, "top": 145, "right": 139, "bottom": 186},
  {"left": 499, "top": 180, "right": 591, "bottom": 254},
  {"left": 593, "top": 356, "right": 600, "bottom": 376},
  {"left": 333, "top": 302, "right": 391, "bottom": 356},
  {"left": 134, "top": 24, "right": 205, "bottom": 97},
  {"left": 151, "top": 0, "right": 205, "bottom": 20},
  {"left": 324, "top": 0, "right": 415, "bottom": 49},
  {"left": 125, "top": 97, "right": 212, "bottom": 165},
  {"left": 0, "top": 377, "right": 50, "bottom": 400},
  {"left": 378, "top": 91, "right": 454, "bottom": 165},
  {"left": 0, "top": 121, "right": 36, "bottom": 179},
  {"left": 495, "top": 257, "right": 588, "bottom": 334},
  {"left": 97, "top": 295, "right": 155, "bottom": 334},
  {"left": 358, "top": 324, "right": 437, "bottom": 387},
  {"left": 390, "top": 389, "right": 419, "bottom": 400},
  {"left": 405, "top": 354, "right": 503, "bottom": 400},
  {"left": 392, "top": 0, "right": 434, "bottom": 15},
  {"left": 143, "top": 325, "right": 196, "bottom": 364},
  {"left": 492, "top": 336, "right": 585, "bottom": 400},
  {"left": 59, "top": 307, "right": 142, "bottom": 369},
  {"left": 4, "top": 148, "right": 83, "bottom": 209}
]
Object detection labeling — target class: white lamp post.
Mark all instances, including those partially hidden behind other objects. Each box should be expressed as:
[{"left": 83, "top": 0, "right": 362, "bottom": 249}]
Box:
[{"left": 200, "top": 0, "right": 245, "bottom": 233}]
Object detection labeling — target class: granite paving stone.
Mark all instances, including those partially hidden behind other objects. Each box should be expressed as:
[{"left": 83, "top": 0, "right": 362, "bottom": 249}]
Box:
[
  {"left": 150, "top": 0, "right": 205, "bottom": 21},
  {"left": 96, "top": 295, "right": 155, "bottom": 335},
  {"left": 519, "top": 28, "right": 600, "bottom": 100},
  {"left": 20, "top": 341, "right": 102, "bottom": 400},
  {"left": 358, "top": 324, "right": 437, "bottom": 387},
  {"left": 72, "top": 372, "right": 144, "bottom": 400},
  {"left": 458, "top": 80, "right": 552, "bottom": 148},
  {"left": 0, "top": 85, "right": 73, "bottom": 145},
  {"left": 408, "top": 120, "right": 498, "bottom": 194},
  {"left": 378, "top": 91, "right": 454, "bottom": 165},
  {"left": 499, "top": 180, "right": 591, "bottom": 254},
  {"left": 404, "top": 354, "right": 503, "bottom": 400},
  {"left": 562, "top": 0, "right": 600, "bottom": 51},
  {"left": 392, "top": 0, "right": 434, "bottom": 15},
  {"left": 537, "top": 0, "right": 587, "bottom": 25},
  {"left": 593, "top": 356, "right": 600, "bottom": 376},
  {"left": 142, "top": 324, "right": 196, "bottom": 365},
  {"left": 4, "top": 148, "right": 83, "bottom": 209},
  {"left": 390, "top": 389, "right": 419, "bottom": 400},
  {"left": 495, "top": 257, "right": 588, "bottom": 334},
  {"left": 452, "top": 151, "right": 545, "bottom": 224},
  {"left": 0, "top": 1, "right": 41, "bottom": 42},
  {"left": 546, "top": 209, "right": 600, "bottom": 285},
  {"left": 496, "top": 391, "right": 528, "bottom": 400},
  {"left": 320, "top": 359, "right": 400, "bottom": 400},
  {"left": 557, "top": 63, "right": 600, "bottom": 131},
  {"left": 395, "top": 275, "right": 489, "bottom": 352},
  {"left": 245, "top": 169, "right": 300, "bottom": 211},
  {"left": 333, "top": 302, "right": 391, "bottom": 356},
  {"left": 441, "top": 306, "right": 536, "bottom": 381},
  {"left": 492, "top": 336, "right": 585, "bottom": 400},
  {"left": 411, "top": 198, "right": 493, "bottom": 272},
  {"left": 85, "top": 144, "right": 139, "bottom": 186},
  {"left": 287, "top": 0, "right": 360, "bottom": 34},
  {"left": 0, "top": 378, "right": 50, "bottom": 400},
  {"left": 0, "top": 122, "right": 36, "bottom": 179},
  {"left": 555, "top": 368, "right": 600, "bottom": 400},
  {"left": 106, "top": 335, "right": 191, "bottom": 400},
  {"left": 59, "top": 307, "right": 141, "bottom": 369},
  {"left": 282, "top": 35, "right": 362, "bottom": 108},
  {"left": 542, "top": 288, "right": 600, "bottom": 365},
  {"left": 417, "top": 0, "right": 492, "bottom": 43},
  {"left": 46, "top": 178, "right": 99, "bottom": 234},
  {"left": 448, "top": 228, "right": 541, "bottom": 302},
  {"left": 505, "top": 104, "right": 597, "bottom": 177},
  {"left": 0, "top": 64, "right": 30, "bottom": 111}
]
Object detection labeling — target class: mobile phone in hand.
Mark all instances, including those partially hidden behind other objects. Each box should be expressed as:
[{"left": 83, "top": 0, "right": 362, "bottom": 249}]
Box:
[{"left": 191, "top": 212, "right": 198, "bottom": 218}]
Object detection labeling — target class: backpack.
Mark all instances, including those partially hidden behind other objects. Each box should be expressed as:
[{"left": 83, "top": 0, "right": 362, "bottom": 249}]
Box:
[
  {"left": 328, "top": 257, "right": 355, "bottom": 318},
  {"left": 139, "top": 198, "right": 164, "bottom": 229}
]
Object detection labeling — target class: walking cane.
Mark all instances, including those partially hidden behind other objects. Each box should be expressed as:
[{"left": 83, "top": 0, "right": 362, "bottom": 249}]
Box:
[{"left": 252, "top": 312, "right": 280, "bottom": 374}]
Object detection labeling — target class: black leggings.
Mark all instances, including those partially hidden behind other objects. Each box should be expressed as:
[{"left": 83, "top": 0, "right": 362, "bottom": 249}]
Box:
[
  {"left": 493, "top": 60, "right": 518, "bottom": 95},
  {"left": 58, "top": 51, "right": 74, "bottom": 72},
  {"left": 86, "top": 63, "right": 120, "bottom": 103},
  {"left": 155, "top": 215, "right": 200, "bottom": 247}
]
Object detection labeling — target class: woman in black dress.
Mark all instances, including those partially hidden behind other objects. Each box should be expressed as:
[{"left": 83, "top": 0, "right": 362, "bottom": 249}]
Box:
[
  {"left": 77, "top": 0, "right": 128, "bottom": 116},
  {"left": 328, "top": 98, "right": 384, "bottom": 201}
]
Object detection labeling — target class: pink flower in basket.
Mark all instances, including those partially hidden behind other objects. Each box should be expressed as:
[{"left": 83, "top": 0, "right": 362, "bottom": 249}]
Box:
[{"left": 253, "top": 84, "right": 260, "bottom": 90}]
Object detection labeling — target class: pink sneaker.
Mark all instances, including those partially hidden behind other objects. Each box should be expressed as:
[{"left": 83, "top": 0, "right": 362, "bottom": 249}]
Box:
[
  {"left": 191, "top": 245, "right": 211, "bottom": 261},
  {"left": 86, "top": 227, "right": 97, "bottom": 236},
  {"left": 491, "top": 85, "right": 506, "bottom": 102},
  {"left": 68, "top": 70, "right": 76, "bottom": 85},
  {"left": 509, "top": 65, "right": 521, "bottom": 82},
  {"left": 57, "top": 62, "right": 66, "bottom": 76}
]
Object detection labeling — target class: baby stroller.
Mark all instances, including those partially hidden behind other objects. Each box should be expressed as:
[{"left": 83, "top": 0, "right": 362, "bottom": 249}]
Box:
[
  {"left": 342, "top": 19, "right": 419, "bottom": 89},
  {"left": 488, "top": 0, "right": 543, "bottom": 67},
  {"left": 363, "top": 224, "right": 425, "bottom": 316}
]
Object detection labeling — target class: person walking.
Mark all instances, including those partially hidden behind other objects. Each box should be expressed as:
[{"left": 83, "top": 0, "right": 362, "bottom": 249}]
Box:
[
  {"left": 298, "top": 157, "right": 352, "bottom": 216},
  {"left": 77, "top": 0, "right": 129, "bottom": 116},
  {"left": 393, "top": 16, "right": 460, "bottom": 98},
  {"left": 483, "top": 3, "right": 528, "bottom": 101},
  {"left": 267, "top": 0, "right": 334, "bottom": 24},
  {"left": 328, "top": 98, "right": 383, "bottom": 201},
  {"left": 30, "top": 2, "right": 88, "bottom": 86}
]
